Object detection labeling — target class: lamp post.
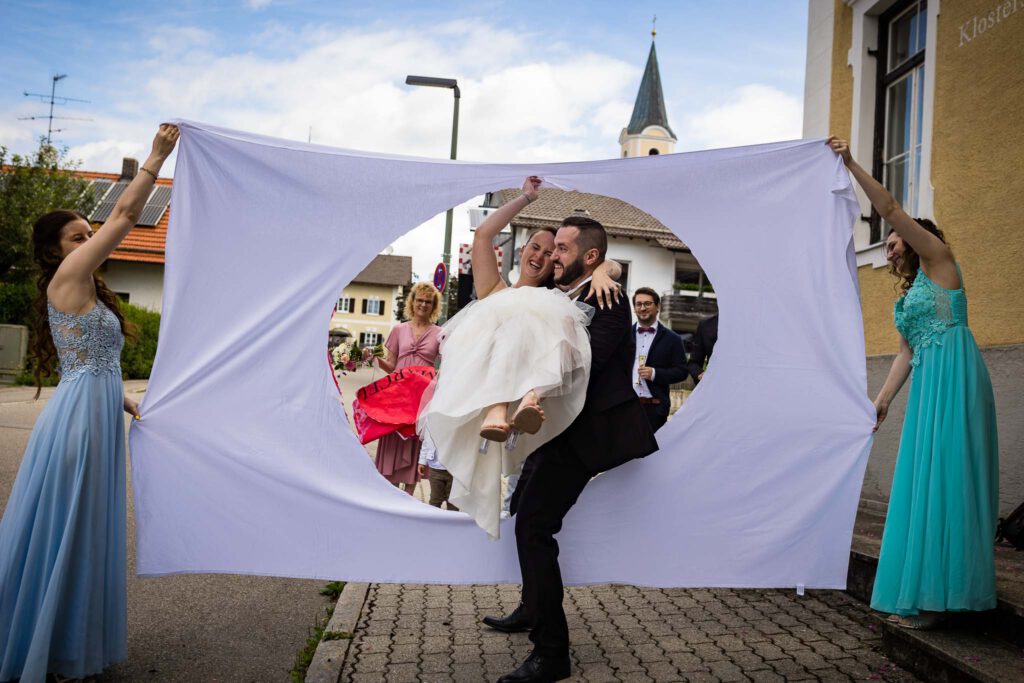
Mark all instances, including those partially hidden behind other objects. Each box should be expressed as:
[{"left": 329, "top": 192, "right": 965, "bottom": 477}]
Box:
[{"left": 405, "top": 75, "right": 459, "bottom": 319}]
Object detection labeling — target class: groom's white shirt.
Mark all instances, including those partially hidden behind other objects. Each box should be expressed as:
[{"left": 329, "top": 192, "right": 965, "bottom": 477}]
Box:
[{"left": 564, "top": 276, "right": 593, "bottom": 301}]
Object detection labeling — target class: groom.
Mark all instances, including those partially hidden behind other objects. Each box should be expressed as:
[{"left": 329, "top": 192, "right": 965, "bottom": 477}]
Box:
[{"left": 488, "top": 215, "right": 659, "bottom": 682}]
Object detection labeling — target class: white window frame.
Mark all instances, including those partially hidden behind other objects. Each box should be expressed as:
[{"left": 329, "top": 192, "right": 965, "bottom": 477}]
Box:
[
  {"left": 360, "top": 332, "right": 382, "bottom": 346},
  {"left": 846, "top": 0, "right": 939, "bottom": 268},
  {"left": 365, "top": 298, "right": 384, "bottom": 316},
  {"left": 336, "top": 297, "right": 354, "bottom": 313}
]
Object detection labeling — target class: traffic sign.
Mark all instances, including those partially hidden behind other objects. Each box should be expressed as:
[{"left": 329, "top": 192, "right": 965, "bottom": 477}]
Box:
[{"left": 433, "top": 262, "right": 448, "bottom": 293}]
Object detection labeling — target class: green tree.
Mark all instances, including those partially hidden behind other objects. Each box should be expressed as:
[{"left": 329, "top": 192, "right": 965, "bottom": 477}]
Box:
[
  {"left": 393, "top": 282, "right": 412, "bottom": 322},
  {"left": 0, "top": 140, "right": 96, "bottom": 287},
  {"left": 445, "top": 274, "right": 459, "bottom": 320}
]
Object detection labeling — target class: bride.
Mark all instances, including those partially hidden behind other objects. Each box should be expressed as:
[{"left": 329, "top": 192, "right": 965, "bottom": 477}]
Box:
[{"left": 418, "top": 176, "right": 622, "bottom": 538}]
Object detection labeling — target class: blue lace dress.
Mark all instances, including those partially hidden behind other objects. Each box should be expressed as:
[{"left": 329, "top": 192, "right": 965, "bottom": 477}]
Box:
[
  {"left": 0, "top": 301, "right": 127, "bottom": 682},
  {"left": 870, "top": 267, "right": 999, "bottom": 615}
]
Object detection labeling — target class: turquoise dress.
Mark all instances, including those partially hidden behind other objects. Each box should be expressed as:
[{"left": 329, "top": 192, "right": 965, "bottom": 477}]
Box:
[
  {"left": 0, "top": 301, "right": 127, "bottom": 682},
  {"left": 871, "top": 267, "right": 999, "bottom": 615}
]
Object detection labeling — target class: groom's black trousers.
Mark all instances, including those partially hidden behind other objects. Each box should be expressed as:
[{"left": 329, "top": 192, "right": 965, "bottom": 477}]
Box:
[{"left": 510, "top": 445, "right": 593, "bottom": 657}]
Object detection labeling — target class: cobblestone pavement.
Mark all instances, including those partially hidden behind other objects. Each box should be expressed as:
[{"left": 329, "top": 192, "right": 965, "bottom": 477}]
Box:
[{"left": 340, "top": 584, "right": 921, "bottom": 682}]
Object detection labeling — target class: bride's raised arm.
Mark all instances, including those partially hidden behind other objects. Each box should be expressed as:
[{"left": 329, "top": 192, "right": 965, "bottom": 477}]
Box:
[{"left": 471, "top": 176, "right": 541, "bottom": 299}]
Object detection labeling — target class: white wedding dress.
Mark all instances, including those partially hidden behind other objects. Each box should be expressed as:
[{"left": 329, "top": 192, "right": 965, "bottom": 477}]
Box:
[{"left": 419, "top": 285, "right": 593, "bottom": 539}]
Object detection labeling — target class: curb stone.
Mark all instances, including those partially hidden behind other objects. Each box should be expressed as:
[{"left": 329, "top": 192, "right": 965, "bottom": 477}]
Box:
[{"left": 305, "top": 582, "right": 369, "bottom": 683}]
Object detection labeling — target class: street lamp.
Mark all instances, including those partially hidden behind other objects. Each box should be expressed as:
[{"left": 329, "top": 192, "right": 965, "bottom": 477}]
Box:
[{"left": 406, "top": 75, "right": 460, "bottom": 319}]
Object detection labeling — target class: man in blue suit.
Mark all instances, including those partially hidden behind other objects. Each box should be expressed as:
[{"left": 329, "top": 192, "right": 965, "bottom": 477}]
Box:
[{"left": 632, "top": 287, "right": 688, "bottom": 432}]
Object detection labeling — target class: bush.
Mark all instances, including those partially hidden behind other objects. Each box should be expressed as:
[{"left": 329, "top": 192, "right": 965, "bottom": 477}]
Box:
[
  {"left": 120, "top": 303, "right": 160, "bottom": 379},
  {"left": 672, "top": 282, "right": 715, "bottom": 293},
  {"left": 0, "top": 281, "right": 35, "bottom": 326}
]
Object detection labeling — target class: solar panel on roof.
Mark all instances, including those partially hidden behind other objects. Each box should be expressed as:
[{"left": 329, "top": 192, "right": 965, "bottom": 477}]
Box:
[
  {"left": 137, "top": 185, "right": 172, "bottom": 226},
  {"left": 90, "top": 181, "right": 129, "bottom": 222},
  {"left": 88, "top": 179, "right": 113, "bottom": 208}
]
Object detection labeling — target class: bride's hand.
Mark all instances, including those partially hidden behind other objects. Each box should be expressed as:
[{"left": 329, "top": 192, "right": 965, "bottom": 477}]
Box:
[
  {"left": 588, "top": 266, "right": 622, "bottom": 310},
  {"left": 522, "top": 176, "right": 542, "bottom": 202}
]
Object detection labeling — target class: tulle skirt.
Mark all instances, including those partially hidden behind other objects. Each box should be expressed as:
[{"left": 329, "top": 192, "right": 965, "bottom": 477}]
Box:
[
  {"left": 419, "top": 286, "right": 592, "bottom": 538},
  {"left": 0, "top": 370, "right": 127, "bottom": 682}
]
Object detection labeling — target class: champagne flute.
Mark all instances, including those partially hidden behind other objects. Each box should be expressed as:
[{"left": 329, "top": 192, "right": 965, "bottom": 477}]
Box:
[{"left": 636, "top": 354, "right": 647, "bottom": 386}]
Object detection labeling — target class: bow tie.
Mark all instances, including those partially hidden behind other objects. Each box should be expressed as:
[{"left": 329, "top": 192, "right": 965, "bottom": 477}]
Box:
[{"left": 638, "top": 326, "right": 655, "bottom": 334}]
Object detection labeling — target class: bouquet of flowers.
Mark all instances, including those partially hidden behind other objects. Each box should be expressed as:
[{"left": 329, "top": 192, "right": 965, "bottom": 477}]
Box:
[{"left": 332, "top": 340, "right": 385, "bottom": 374}]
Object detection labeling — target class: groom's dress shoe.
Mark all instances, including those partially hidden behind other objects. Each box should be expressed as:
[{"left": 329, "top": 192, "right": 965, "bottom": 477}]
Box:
[
  {"left": 482, "top": 604, "right": 532, "bottom": 633},
  {"left": 496, "top": 651, "right": 571, "bottom": 682}
]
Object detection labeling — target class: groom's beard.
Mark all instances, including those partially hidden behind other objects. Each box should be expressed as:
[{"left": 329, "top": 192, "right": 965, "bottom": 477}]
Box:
[{"left": 554, "top": 257, "right": 585, "bottom": 287}]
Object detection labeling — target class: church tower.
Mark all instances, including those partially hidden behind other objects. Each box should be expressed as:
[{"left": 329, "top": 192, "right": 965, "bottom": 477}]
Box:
[{"left": 619, "top": 25, "right": 676, "bottom": 157}]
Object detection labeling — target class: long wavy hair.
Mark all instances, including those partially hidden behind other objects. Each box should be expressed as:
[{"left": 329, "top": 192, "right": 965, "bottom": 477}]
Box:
[
  {"left": 30, "top": 210, "right": 132, "bottom": 397},
  {"left": 888, "top": 218, "right": 947, "bottom": 295}
]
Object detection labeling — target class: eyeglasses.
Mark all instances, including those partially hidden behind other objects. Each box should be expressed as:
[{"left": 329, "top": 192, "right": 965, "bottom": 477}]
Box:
[{"left": 634, "top": 301, "right": 657, "bottom": 308}]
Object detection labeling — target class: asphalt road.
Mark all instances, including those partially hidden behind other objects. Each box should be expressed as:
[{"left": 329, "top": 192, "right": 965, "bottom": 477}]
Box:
[{"left": 0, "top": 380, "right": 344, "bottom": 682}]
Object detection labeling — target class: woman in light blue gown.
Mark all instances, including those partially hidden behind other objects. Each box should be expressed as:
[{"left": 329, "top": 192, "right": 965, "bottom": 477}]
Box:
[
  {"left": 829, "top": 136, "right": 999, "bottom": 630},
  {"left": 0, "top": 125, "right": 179, "bottom": 682}
]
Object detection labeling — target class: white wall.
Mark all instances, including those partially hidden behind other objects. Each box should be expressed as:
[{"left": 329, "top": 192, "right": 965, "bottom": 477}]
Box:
[
  {"left": 802, "top": 0, "right": 835, "bottom": 138},
  {"left": 607, "top": 238, "right": 676, "bottom": 299},
  {"left": 103, "top": 261, "right": 165, "bottom": 312}
]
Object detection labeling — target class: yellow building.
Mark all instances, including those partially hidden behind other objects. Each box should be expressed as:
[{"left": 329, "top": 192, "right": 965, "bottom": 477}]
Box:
[
  {"left": 803, "top": 0, "right": 1023, "bottom": 512},
  {"left": 329, "top": 254, "right": 412, "bottom": 347}
]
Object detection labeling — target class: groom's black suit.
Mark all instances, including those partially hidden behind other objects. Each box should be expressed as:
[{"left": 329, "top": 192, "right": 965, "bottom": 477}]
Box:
[{"left": 509, "top": 280, "right": 658, "bottom": 657}]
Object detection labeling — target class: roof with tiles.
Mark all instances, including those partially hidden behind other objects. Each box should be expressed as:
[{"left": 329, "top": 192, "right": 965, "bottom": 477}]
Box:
[
  {"left": 351, "top": 254, "right": 413, "bottom": 287},
  {"left": 496, "top": 187, "right": 687, "bottom": 251},
  {"left": 78, "top": 170, "right": 172, "bottom": 265}
]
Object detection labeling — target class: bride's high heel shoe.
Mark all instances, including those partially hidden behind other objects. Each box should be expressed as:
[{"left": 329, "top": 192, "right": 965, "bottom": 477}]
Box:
[
  {"left": 480, "top": 423, "right": 510, "bottom": 442},
  {"left": 480, "top": 403, "right": 511, "bottom": 443},
  {"left": 511, "top": 391, "right": 544, "bottom": 435}
]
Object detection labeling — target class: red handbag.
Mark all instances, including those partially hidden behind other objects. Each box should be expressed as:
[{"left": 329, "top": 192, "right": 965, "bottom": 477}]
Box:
[{"left": 351, "top": 366, "right": 437, "bottom": 445}]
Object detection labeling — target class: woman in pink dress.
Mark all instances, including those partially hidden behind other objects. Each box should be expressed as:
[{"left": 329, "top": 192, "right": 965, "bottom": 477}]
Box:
[{"left": 364, "top": 282, "right": 442, "bottom": 493}]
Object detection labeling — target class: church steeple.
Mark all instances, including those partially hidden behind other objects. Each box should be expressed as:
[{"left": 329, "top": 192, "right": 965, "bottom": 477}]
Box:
[{"left": 619, "top": 26, "right": 677, "bottom": 157}]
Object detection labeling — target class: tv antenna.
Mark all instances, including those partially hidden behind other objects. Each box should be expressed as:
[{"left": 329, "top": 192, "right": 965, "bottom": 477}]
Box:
[{"left": 20, "top": 74, "right": 92, "bottom": 145}]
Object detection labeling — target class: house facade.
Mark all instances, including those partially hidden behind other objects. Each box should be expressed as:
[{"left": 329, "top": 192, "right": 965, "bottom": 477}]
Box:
[
  {"left": 803, "top": 0, "right": 1023, "bottom": 511},
  {"left": 329, "top": 255, "right": 412, "bottom": 347},
  {"left": 82, "top": 159, "right": 171, "bottom": 311}
]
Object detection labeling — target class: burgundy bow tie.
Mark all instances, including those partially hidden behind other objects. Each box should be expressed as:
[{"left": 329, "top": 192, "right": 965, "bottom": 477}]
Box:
[{"left": 638, "top": 326, "right": 655, "bottom": 334}]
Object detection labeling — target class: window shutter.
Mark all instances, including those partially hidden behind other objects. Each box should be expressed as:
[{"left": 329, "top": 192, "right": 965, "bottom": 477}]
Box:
[{"left": 362, "top": 299, "right": 367, "bottom": 314}]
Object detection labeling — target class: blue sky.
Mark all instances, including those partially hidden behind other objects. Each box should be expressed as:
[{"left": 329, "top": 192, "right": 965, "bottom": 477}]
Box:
[{"left": 1, "top": 0, "right": 810, "bottom": 276}]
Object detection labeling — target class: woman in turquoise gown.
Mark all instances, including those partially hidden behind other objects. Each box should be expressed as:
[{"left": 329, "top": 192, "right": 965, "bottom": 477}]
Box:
[
  {"left": 0, "top": 125, "right": 179, "bottom": 682},
  {"left": 828, "top": 137, "right": 999, "bottom": 629}
]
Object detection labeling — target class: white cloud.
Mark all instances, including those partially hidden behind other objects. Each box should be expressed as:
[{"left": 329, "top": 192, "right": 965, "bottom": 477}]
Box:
[
  {"left": 681, "top": 84, "right": 803, "bottom": 150},
  {"left": 13, "top": 21, "right": 801, "bottom": 279},
  {"left": 66, "top": 138, "right": 149, "bottom": 176},
  {"left": 147, "top": 26, "right": 215, "bottom": 54},
  {"left": 246, "top": 0, "right": 273, "bottom": 9},
  {"left": 0, "top": 119, "right": 35, "bottom": 150}
]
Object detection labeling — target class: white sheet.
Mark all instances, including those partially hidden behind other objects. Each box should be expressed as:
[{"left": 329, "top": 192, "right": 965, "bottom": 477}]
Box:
[{"left": 130, "top": 120, "right": 874, "bottom": 588}]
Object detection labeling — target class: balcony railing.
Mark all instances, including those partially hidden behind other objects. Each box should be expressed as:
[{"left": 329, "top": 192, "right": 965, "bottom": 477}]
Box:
[{"left": 660, "top": 291, "right": 718, "bottom": 331}]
